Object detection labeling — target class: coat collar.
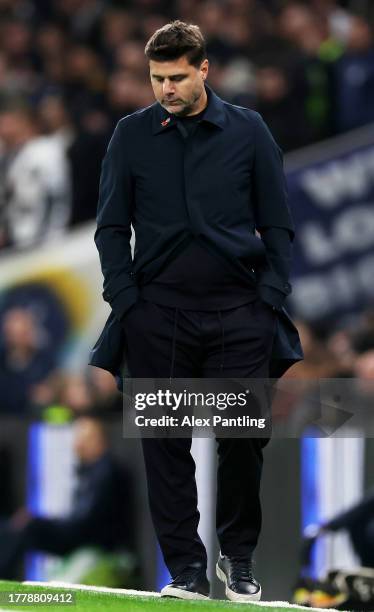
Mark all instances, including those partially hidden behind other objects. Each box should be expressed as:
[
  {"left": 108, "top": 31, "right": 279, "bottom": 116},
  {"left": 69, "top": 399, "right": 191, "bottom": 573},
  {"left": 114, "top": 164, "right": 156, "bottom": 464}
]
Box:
[{"left": 152, "top": 83, "right": 226, "bottom": 135}]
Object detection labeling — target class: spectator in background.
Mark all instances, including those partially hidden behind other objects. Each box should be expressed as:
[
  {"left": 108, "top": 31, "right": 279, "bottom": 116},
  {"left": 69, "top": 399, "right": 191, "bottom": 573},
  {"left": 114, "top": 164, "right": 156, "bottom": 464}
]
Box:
[
  {"left": 0, "top": 307, "right": 56, "bottom": 415},
  {"left": 277, "top": 3, "right": 341, "bottom": 143},
  {"left": 197, "top": 1, "right": 238, "bottom": 65},
  {"left": 63, "top": 44, "right": 107, "bottom": 121},
  {"left": 30, "top": 367, "right": 123, "bottom": 418},
  {"left": 100, "top": 8, "right": 137, "bottom": 70},
  {"left": 284, "top": 311, "right": 374, "bottom": 432},
  {"left": 0, "top": 100, "right": 71, "bottom": 250},
  {"left": 33, "top": 22, "right": 67, "bottom": 92},
  {"left": 59, "top": 372, "right": 94, "bottom": 414},
  {"left": 88, "top": 367, "right": 123, "bottom": 415},
  {"left": 0, "top": 16, "right": 34, "bottom": 76},
  {"left": 333, "top": 15, "right": 374, "bottom": 133},
  {"left": 37, "top": 93, "right": 74, "bottom": 150},
  {"left": 311, "top": 0, "right": 352, "bottom": 39},
  {"left": 53, "top": 0, "right": 104, "bottom": 49},
  {"left": 306, "top": 485, "right": 374, "bottom": 569},
  {"left": 0, "top": 417, "right": 135, "bottom": 579},
  {"left": 37, "top": 92, "right": 110, "bottom": 225},
  {"left": 106, "top": 69, "right": 154, "bottom": 126},
  {"left": 254, "top": 63, "right": 310, "bottom": 152},
  {"left": 286, "top": 320, "right": 346, "bottom": 380}
]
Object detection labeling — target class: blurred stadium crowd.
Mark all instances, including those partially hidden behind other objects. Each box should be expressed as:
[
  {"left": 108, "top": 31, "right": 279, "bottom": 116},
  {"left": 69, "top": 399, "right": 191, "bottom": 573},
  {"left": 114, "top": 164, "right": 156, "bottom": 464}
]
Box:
[{"left": 1, "top": 0, "right": 374, "bottom": 248}]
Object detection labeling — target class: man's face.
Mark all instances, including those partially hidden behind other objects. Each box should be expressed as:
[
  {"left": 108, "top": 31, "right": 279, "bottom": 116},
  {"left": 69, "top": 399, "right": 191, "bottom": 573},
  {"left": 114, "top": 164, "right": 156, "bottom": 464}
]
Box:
[
  {"left": 0, "top": 111, "right": 24, "bottom": 147},
  {"left": 149, "top": 55, "right": 208, "bottom": 116}
]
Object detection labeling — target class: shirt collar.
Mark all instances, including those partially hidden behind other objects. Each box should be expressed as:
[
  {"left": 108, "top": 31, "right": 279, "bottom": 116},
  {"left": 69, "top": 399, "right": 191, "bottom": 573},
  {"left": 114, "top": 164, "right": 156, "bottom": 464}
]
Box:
[{"left": 152, "top": 83, "right": 226, "bottom": 135}]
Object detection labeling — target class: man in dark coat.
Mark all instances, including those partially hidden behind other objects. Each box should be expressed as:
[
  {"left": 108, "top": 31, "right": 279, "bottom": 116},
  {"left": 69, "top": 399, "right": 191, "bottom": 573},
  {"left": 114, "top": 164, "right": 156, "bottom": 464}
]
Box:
[{"left": 89, "top": 20, "right": 302, "bottom": 602}]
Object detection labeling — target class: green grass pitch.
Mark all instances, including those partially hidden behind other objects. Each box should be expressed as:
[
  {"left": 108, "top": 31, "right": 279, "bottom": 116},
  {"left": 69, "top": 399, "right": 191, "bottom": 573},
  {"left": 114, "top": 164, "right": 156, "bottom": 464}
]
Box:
[{"left": 0, "top": 580, "right": 341, "bottom": 612}]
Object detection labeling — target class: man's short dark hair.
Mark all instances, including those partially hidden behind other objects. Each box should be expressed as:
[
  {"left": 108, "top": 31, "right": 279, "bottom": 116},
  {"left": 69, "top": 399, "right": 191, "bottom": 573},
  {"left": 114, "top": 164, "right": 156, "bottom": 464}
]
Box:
[{"left": 144, "top": 20, "right": 207, "bottom": 67}]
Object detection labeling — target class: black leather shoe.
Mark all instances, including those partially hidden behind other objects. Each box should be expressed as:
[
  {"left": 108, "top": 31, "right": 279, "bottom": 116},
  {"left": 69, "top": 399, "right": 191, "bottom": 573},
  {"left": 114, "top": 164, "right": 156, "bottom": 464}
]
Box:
[
  {"left": 161, "top": 562, "right": 210, "bottom": 600},
  {"left": 216, "top": 552, "right": 261, "bottom": 602}
]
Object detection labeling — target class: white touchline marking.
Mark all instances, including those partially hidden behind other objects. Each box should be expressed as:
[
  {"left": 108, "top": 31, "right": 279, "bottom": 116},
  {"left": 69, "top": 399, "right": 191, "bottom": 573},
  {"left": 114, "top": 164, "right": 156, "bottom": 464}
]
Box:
[
  {"left": 22, "top": 581, "right": 342, "bottom": 611},
  {"left": 22, "top": 581, "right": 159, "bottom": 598}
]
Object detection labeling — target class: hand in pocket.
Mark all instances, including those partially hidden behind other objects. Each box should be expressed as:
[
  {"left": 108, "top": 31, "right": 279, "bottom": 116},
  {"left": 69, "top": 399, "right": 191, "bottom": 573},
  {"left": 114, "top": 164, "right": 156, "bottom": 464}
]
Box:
[{"left": 121, "top": 299, "right": 145, "bottom": 331}]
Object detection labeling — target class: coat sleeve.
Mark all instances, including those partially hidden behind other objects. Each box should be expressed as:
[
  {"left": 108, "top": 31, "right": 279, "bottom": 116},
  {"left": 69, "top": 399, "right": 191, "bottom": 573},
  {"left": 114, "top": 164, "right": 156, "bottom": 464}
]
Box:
[
  {"left": 94, "top": 119, "right": 139, "bottom": 322},
  {"left": 252, "top": 113, "right": 295, "bottom": 310}
]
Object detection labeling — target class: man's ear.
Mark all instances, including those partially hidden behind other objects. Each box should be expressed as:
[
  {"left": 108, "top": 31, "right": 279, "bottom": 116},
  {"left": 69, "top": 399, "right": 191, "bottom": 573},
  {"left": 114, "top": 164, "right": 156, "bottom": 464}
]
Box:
[{"left": 201, "top": 58, "right": 209, "bottom": 80}]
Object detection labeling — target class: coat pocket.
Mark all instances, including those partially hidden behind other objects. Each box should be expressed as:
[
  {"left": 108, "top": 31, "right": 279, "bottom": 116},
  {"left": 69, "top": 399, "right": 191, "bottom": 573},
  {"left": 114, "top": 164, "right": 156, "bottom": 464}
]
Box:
[{"left": 88, "top": 310, "right": 125, "bottom": 376}]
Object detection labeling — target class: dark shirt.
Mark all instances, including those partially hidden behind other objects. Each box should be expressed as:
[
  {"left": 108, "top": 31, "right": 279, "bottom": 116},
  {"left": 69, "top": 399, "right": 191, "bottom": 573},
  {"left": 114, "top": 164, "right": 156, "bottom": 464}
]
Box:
[
  {"left": 175, "top": 108, "right": 206, "bottom": 136},
  {"left": 140, "top": 238, "right": 257, "bottom": 310}
]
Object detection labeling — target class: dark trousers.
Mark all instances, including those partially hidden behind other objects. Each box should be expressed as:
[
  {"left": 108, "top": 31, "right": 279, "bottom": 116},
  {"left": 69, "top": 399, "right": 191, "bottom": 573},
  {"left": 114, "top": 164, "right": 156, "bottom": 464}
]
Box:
[{"left": 122, "top": 297, "right": 276, "bottom": 577}]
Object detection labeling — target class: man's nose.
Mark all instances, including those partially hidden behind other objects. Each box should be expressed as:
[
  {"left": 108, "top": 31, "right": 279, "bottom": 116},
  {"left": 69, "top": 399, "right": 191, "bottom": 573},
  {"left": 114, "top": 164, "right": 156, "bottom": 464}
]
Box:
[{"left": 163, "top": 80, "right": 175, "bottom": 96}]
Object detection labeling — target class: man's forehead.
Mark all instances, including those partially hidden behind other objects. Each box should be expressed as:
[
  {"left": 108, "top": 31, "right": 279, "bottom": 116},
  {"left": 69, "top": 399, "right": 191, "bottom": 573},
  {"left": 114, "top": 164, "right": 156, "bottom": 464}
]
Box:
[{"left": 149, "top": 57, "right": 194, "bottom": 76}]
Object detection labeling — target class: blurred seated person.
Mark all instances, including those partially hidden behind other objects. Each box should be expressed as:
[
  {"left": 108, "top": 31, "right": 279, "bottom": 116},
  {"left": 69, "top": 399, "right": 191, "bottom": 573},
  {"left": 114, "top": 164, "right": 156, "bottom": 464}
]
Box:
[
  {"left": 0, "top": 417, "right": 134, "bottom": 578},
  {"left": 304, "top": 484, "right": 374, "bottom": 569},
  {"left": 0, "top": 307, "right": 57, "bottom": 415},
  {"left": 88, "top": 367, "right": 123, "bottom": 415},
  {"left": 30, "top": 368, "right": 123, "bottom": 419},
  {"left": 55, "top": 369, "right": 122, "bottom": 416}
]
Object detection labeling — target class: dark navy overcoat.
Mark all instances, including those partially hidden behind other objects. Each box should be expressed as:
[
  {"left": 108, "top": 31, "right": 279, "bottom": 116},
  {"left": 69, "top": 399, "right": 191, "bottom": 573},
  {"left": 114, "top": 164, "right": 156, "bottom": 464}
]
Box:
[{"left": 89, "top": 85, "right": 303, "bottom": 390}]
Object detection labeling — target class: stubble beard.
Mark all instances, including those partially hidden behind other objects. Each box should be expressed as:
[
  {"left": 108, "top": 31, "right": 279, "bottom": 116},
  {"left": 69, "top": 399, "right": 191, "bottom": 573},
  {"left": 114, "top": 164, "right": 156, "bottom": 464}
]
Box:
[{"left": 165, "top": 88, "right": 203, "bottom": 117}]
